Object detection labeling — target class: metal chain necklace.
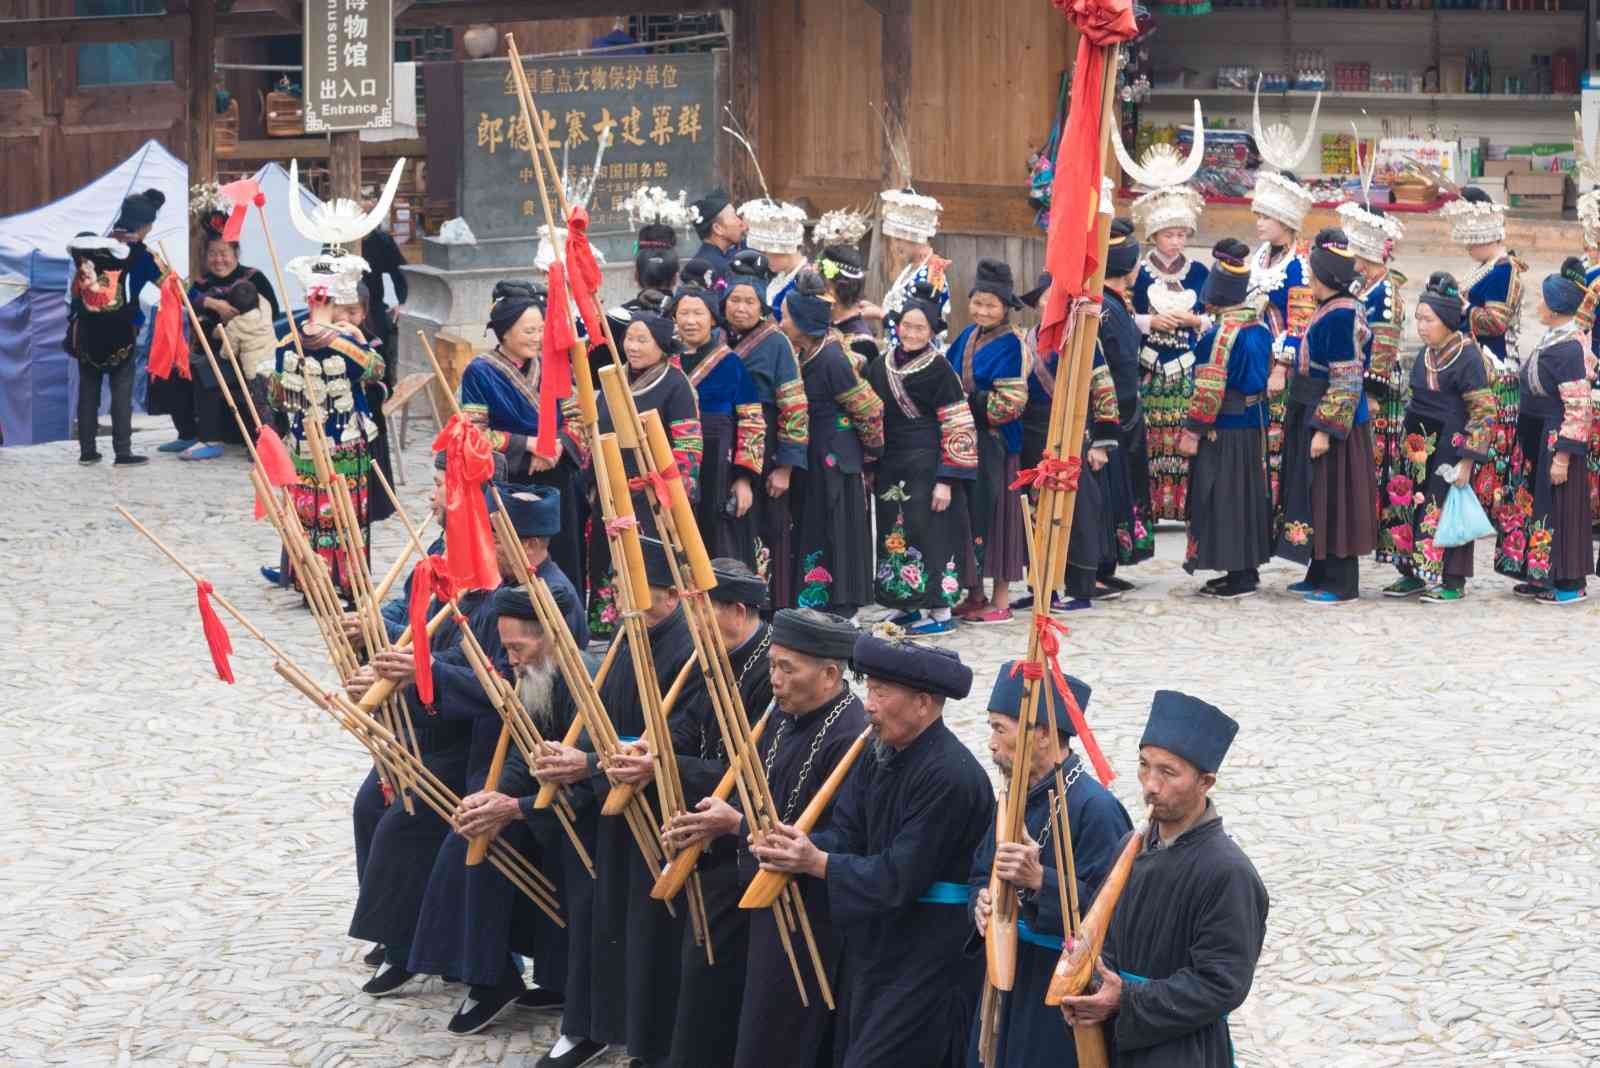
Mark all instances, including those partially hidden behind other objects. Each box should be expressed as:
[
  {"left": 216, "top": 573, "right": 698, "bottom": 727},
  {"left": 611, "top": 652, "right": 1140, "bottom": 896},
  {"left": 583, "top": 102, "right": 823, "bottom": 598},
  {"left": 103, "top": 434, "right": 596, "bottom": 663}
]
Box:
[
  {"left": 1014, "top": 758, "right": 1086, "bottom": 907},
  {"left": 766, "top": 689, "right": 855, "bottom": 823},
  {"left": 700, "top": 626, "right": 772, "bottom": 760}
]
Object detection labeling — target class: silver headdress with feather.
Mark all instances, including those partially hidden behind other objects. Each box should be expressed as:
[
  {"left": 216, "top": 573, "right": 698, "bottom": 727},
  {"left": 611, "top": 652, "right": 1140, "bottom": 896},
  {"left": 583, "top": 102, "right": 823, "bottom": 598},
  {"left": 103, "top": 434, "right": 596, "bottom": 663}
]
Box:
[
  {"left": 1249, "top": 78, "right": 1319, "bottom": 232},
  {"left": 285, "top": 157, "right": 405, "bottom": 304},
  {"left": 1336, "top": 121, "right": 1403, "bottom": 262}
]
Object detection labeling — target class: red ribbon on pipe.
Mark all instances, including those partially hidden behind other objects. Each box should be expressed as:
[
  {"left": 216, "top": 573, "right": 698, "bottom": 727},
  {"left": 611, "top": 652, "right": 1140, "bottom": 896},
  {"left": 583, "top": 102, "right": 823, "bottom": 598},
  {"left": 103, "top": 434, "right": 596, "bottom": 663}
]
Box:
[
  {"left": 147, "top": 273, "right": 190, "bottom": 381},
  {"left": 432, "top": 414, "right": 501, "bottom": 593},
  {"left": 536, "top": 263, "right": 577, "bottom": 462},
  {"left": 252, "top": 425, "right": 298, "bottom": 519},
  {"left": 407, "top": 554, "right": 455, "bottom": 707},
  {"left": 1010, "top": 616, "right": 1115, "bottom": 785},
  {"left": 1010, "top": 452, "right": 1082, "bottom": 493},
  {"left": 626, "top": 464, "right": 679, "bottom": 511},
  {"left": 194, "top": 580, "right": 235, "bottom": 684},
  {"left": 564, "top": 206, "right": 607, "bottom": 346}
]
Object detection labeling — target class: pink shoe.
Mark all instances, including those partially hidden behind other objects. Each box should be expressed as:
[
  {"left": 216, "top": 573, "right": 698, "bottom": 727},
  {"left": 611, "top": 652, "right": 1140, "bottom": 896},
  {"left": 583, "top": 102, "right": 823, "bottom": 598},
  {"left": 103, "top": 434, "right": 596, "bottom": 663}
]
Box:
[
  {"left": 964, "top": 607, "right": 1014, "bottom": 625},
  {"left": 953, "top": 595, "right": 991, "bottom": 619}
]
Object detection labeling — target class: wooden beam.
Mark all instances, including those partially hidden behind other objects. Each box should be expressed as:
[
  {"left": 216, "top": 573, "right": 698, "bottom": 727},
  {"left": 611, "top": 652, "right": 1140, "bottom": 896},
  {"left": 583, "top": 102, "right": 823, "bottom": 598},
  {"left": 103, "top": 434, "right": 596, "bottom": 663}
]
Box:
[
  {"left": 864, "top": 0, "right": 910, "bottom": 14},
  {"left": 219, "top": 135, "right": 426, "bottom": 160},
  {"left": 1, "top": 12, "right": 191, "bottom": 47},
  {"left": 255, "top": 0, "right": 301, "bottom": 28},
  {"left": 329, "top": 130, "right": 363, "bottom": 251},
  {"left": 395, "top": 0, "right": 723, "bottom": 30},
  {"left": 726, "top": 0, "right": 760, "bottom": 203},
  {"left": 189, "top": 0, "right": 217, "bottom": 198},
  {"left": 879, "top": 1, "right": 911, "bottom": 188},
  {"left": 216, "top": 9, "right": 299, "bottom": 37}
]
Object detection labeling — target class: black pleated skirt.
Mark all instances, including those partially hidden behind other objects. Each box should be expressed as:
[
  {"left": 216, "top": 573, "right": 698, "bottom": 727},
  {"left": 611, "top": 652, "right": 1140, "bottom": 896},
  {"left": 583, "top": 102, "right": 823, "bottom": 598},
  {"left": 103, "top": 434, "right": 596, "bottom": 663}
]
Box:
[{"left": 1185, "top": 425, "right": 1274, "bottom": 574}]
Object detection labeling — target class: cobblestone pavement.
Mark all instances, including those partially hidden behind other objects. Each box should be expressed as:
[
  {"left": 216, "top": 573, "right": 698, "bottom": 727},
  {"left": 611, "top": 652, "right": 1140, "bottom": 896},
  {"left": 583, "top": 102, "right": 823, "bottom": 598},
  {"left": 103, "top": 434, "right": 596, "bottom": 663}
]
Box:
[{"left": 4, "top": 253, "right": 1599, "bottom": 1066}]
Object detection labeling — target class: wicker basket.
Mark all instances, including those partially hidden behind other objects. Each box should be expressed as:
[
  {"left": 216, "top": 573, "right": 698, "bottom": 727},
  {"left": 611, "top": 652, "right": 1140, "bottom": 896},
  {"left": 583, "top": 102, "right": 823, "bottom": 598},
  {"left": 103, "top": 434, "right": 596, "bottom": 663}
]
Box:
[
  {"left": 215, "top": 99, "right": 239, "bottom": 152},
  {"left": 264, "top": 91, "right": 304, "bottom": 138}
]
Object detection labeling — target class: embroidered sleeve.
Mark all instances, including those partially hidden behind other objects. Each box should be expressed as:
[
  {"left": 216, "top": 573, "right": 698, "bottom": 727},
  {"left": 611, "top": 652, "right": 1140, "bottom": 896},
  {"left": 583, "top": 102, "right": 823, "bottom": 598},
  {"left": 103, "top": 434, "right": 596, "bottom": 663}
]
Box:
[
  {"left": 1311, "top": 360, "right": 1362, "bottom": 438},
  {"left": 1186, "top": 326, "right": 1233, "bottom": 432},
  {"left": 773, "top": 375, "right": 809, "bottom": 468},
  {"left": 1367, "top": 320, "right": 1402, "bottom": 387},
  {"left": 1577, "top": 280, "right": 1600, "bottom": 337},
  {"left": 985, "top": 377, "right": 1028, "bottom": 426},
  {"left": 1557, "top": 379, "right": 1592, "bottom": 455},
  {"left": 668, "top": 417, "right": 704, "bottom": 500},
  {"left": 934, "top": 400, "right": 978, "bottom": 480},
  {"left": 559, "top": 396, "right": 591, "bottom": 469},
  {"left": 1469, "top": 300, "right": 1510, "bottom": 340},
  {"left": 837, "top": 378, "right": 885, "bottom": 458},
  {"left": 1460, "top": 387, "right": 1496, "bottom": 461},
  {"left": 1286, "top": 285, "right": 1316, "bottom": 339},
  {"left": 1090, "top": 348, "right": 1120, "bottom": 442},
  {"left": 733, "top": 401, "right": 766, "bottom": 475}
]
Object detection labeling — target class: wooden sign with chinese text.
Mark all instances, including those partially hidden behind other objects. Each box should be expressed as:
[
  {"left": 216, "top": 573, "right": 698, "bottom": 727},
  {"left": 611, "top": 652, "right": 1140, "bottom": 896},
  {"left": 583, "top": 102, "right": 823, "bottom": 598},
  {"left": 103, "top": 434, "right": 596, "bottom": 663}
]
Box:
[{"left": 303, "top": 0, "right": 394, "bottom": 133}]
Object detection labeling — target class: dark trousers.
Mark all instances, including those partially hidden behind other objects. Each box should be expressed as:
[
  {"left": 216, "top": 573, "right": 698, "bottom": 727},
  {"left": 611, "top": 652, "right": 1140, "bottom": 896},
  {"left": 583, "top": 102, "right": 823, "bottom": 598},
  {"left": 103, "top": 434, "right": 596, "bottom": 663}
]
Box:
[
  {"left": 77, "top": 357, "right": 136, "bottom": 458},
  {"left": 157, "top": 374, "right": 199, "bottom": 440},
  {"left": 1306, "top": 556, "right": 1359, "bottom": 600}
]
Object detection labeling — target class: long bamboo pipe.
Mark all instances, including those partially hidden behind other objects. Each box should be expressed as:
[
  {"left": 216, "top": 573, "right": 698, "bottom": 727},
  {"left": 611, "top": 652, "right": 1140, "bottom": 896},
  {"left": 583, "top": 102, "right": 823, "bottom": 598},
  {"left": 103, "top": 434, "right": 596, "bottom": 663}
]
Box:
[
  {"left": 650, "top": 711, "right": 770, "bottom": 901},
  {"left": 601, "top": 655, "right": 696, "bottom": 816},
  {"left": 984, "top": 802, "right": 1016, "bottom": 991},
  {"left": 531, "top": 633, "right": 624, "bottom": 810},
  {"left": 1044, "top": 811, "right": 1150, "bottom": 1005},
  {"left": 740, "top": 726, "right": 872, "bottom": 910}
]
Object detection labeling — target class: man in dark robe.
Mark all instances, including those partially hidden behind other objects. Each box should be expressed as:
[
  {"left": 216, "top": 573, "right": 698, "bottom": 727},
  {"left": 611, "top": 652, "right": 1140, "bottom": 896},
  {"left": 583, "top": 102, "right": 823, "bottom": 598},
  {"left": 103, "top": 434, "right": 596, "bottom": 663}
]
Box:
[
  {"left": 667, "top": 608, "right": 867, "bottom": 1068},
  {"left": 405, "top": 485, "right": 587, "bottom": 1031},
  {"left": 1094, "top": 218, "right": 1152, "bottom": 596},
  {"left": 965, "top": 665, "right": 1131, "bottom": 1068},
  {"left": 689, "top": 186, "right": 747, "bottom": 284},
  {"left": 574, "top": 536, "right": 697, "bottom": 1066},
  {"left": 753, "top": 635, "right": 994, "bottom": 1068},
  {"left": 1059, "top": 691, "right": 1269, "bottom": 1067},
  {"left": 650, "top": 559, "right": 773, "bottom": 1067}
]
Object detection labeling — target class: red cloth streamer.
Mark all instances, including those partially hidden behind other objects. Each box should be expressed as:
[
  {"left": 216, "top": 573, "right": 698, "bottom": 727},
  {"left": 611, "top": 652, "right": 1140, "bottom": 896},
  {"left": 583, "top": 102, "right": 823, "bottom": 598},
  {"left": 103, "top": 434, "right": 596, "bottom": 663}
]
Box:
[
  {"left": 537, "top": 262, "right": 578, "bottom": 461},
  {"left": 194, "top": 580, "right": 235, "bottom": 684},
  {"left": 564, "top": 207, "right": 607, "bottom": 346},
  {"left": 252, "top": 426, "right": 298, "bottom": 520},
  {"left": 626, "top": 466, "right": 677, "bottom": 511},
  {"left": 407, "top": 554, "right": 456, "bottom": 707},
  {"left": 1037, "top": 0, "right": 1138, "bottom": 355},
  {"left": 432, "top": 414, "right": 502, "bottom": 593},
  {"left": 1010, "top": 616, "right": 1115, "bottom": 785},
  {"left": 1010, "top": 452, "right": 1082, "bottom": 493},
  {"left": 147, "top": 273, "right": 190, "bottom": 381},
  {"left": 218, "top": 178, "right": 261, "bottom": 242},
  {"left": 604, "top": 515, "right": 638, "bottom": 538}
]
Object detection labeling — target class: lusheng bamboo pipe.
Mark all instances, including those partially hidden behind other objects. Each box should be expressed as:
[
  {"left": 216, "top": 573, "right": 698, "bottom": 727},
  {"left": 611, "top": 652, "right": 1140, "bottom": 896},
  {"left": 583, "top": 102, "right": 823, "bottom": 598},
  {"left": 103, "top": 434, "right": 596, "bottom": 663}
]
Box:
[
  {"left": 740, "top": 726, "right": 872, "bottom": 910},
  {"left": 1044, "top": 809, "right": 1151, "bottom": 1006},
  {"left": 650, "top": 711, "right": 770, "bottom": 901},
  {"left": 532, "top": 636, "right": 624, "bottom": 810},
  {"left": 352, "top": 603, "right": 454, "bottom": 711},
  {"left": 601, "top": 655, "right": 696, "bottom": 816},
  {"left": 983, "top": 803, "right": 1016, "bottom": 992},
  {"left": 599, "top": 433, "right": 652, "bottom": 610},
  {"left": 641, "top": 409, "right": 718, "bottom": 592}
]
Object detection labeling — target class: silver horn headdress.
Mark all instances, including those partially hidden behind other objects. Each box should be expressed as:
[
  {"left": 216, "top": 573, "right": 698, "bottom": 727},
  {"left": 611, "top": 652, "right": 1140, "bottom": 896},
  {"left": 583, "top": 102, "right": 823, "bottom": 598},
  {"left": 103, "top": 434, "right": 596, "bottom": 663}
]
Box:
[
  {"left": 284, "top": 157, "right": 406, "bottom": 304},
  {"left": 1249, "top": 78, "right": 1319, "bottom": 232},
  {"left": 1335, "top": 121, "right": 1403, "bottom": 262},
  {"left": 1115, "top": 99, "right": 1207, "bottom": 239}
]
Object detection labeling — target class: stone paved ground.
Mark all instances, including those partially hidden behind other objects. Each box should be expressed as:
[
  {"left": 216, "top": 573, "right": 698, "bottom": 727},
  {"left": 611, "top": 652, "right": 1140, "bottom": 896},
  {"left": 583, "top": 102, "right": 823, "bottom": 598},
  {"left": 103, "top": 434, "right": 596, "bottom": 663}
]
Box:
[{"left": 5, "top": 252, "right": 1600, "bottom": 1066}]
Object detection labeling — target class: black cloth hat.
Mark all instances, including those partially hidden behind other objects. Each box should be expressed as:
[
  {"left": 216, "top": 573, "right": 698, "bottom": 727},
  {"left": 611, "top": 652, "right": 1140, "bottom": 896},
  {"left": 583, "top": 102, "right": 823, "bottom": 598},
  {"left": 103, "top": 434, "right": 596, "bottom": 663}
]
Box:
[
  {"left": 488, "top": 481, "right": 562, "bottom": 537},
  {"left": 639, "top": 535, "right": 675, "bottom": 589},
  {"left": 886, "top": 281, "right": 947, "bottom": 338},
  {"left": 1543, "top": 256, "right": 1589, "bottom": 316},
  {"left": 1201, "top": 238, "right": 1253, "bottom": 308},
  {"left": 1139, "top": 690, "right": 1239, "bottom": 774},
  {"left": 628, "top": 309, "right": 679, "bottom": 355},
  {"left": 668, "top": 283, "right": 723, "bottom": 322},
  {"left": 770, "top": 609, "right": 859, "bottom": 661},
  {"left": 493, "top": 585, "right": 540, "bottom": 622},
  {"left": 487, "top": 279, "right": 546, "bottom": 340},
  {"left": 728, "top": 248, "right": 774, "bottom": 283},
  {"left": 970, "top": 257, "right": 1023, "bottom": 309},
  {"left": 1309, "top": 228, "right": 1358, "bottom": 292},
  {"left": 1019, "top": 271, "right": 1052, "bottom": 310},
  {"left": 784, "top": 274, "right": 834, "bottom": 338},
  {"left": 707, "top": 562, "right": 768, "bottom": 607},
  {"left": 678, "top": 258, "right": 721, "bottom": 293},
  {"left": 1105, "top": 219, "right": 1141, "bottom": 277},
  {"left": 852, "top": 633, "right": 973, "bottom": 700},
  {"left": 988, "top": 660, "right": 1091, "bottom": 736},
  {"left": 1416, "top": 272, "right": 1463, "bottom": 330},
  {"left": 691, "top": 188, "right": 732, "bottom": 239}
]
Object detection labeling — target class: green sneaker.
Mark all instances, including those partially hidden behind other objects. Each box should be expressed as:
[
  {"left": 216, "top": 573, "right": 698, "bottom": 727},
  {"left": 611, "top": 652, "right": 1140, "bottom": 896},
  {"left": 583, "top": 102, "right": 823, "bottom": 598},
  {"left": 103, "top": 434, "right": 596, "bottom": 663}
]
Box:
[
  {"left": 1420, "top": 585, "right": 1465, "bottom": 604},
  {"left": 1383, "top": 576, "right": 1427, "bottom": 598}
]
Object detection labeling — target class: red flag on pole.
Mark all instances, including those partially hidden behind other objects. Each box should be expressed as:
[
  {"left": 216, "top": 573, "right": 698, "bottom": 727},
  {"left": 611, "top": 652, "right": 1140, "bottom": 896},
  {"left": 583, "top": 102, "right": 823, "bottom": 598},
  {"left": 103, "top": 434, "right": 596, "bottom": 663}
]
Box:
[
  {"left": 147, "top": 273, "right": 190, "bottom": 381},
  {"left": 536, "top": 262, "right": 577, "bottom": 461},
  {"left": 194, "top": 580, "right": 235, "bottom": 684},
  {"left": 1037, "top": 0, "right": 1139, "bottom": 355},
  {"left": 432, "top": 414, "right": 502, "bottom": 593},
  {"left": 564, "top": 206, "right": 607, "bottom": 346},
  {"left": 407, "top": 554, "right": 455, "bottom": 706}
]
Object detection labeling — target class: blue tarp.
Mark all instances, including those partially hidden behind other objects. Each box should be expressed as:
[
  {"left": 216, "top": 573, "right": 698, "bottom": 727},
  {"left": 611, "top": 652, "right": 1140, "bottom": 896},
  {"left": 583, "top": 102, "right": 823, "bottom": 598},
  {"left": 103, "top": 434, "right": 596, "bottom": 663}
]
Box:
[{"left": 0, "top": 245, "right": 73, "bottom": 446}]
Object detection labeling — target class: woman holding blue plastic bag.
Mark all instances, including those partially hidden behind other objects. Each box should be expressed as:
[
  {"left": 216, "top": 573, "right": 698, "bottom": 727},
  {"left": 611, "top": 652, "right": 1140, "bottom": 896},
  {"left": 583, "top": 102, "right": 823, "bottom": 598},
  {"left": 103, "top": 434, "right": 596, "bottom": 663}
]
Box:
[
  {"left": 1495, "top": 259, "right": 1594, "bottom": 605},
  {"left": 1380, "top": 272, "right": 1498, "bottom": 603}
]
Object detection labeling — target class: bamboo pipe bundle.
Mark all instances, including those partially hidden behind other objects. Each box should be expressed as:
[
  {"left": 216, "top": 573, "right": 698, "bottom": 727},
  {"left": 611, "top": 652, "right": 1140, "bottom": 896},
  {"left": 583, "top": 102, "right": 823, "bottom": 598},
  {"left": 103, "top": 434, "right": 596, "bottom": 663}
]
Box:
[
  {"left": 739, "top": 727, "right": 872, "bottom": 909},
  {"left": 1044, "top": 810, "right": 1149, "bottom": 1006},
  {"left": 985, "top": 49, "right": 1122, "bottom": 1009},
  {"left": 531, "top": 636, "right": 624, "bottom": 810},
  {"left": 649, "top": 710, "right": 769, "bottom": 901},
  {"left": 600, "top": 655, "right": 694, "bottom": 816}
]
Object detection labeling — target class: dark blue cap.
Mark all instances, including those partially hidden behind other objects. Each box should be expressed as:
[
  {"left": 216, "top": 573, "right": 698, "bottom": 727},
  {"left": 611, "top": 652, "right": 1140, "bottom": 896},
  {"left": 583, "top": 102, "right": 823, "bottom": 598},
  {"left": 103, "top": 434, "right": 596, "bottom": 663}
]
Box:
[
  {"left": 493, "top": 585, "right": 539, "bottom": 622},
  {"left": 852, "top": 633, "right": 972, "bottom": 700},
  {"left": 988, "top": 661, "right": 1091, "bottom": 736},
  {"left": 488, "top": 482, "right": 561, "bottom": 538},
  {"left": 707, "top": 562, "right": 768, "bottom": 608},
  {"left": 1139, "top": 690, "right": 1238, "bottom": 774}
]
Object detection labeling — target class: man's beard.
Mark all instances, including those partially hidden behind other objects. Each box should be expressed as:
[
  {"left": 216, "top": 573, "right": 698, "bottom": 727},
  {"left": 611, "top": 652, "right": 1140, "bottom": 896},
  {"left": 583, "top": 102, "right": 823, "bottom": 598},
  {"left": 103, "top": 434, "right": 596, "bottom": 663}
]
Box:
[{"left": 516, "top": 658, "right": 558, "bottom": 732}]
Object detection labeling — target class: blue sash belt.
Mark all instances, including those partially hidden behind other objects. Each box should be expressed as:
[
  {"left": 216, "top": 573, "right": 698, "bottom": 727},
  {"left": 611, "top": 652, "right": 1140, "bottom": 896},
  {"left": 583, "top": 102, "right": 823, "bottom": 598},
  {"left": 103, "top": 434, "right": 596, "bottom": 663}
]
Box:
[
  {"left": 917, "top": 881, "right": 968, "bottom": 905},
  {"left": 618, "top": 735, "right": 641, "bottom": 744},
  {"left": 1119, "top": 972, "right": 1236, "bottom": 1068},
  {"left": 1018, "top": 919, "right": 1063, "bottom": 951}
]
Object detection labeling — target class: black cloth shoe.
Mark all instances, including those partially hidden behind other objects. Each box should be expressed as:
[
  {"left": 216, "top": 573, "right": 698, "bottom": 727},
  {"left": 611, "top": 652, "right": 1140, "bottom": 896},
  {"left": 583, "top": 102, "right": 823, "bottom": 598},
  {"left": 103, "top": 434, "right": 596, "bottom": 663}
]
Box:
[
  {"left": 534, "top": 1038, "right": 609, "bottom": 1068},
  {"left": 447, "top": 982, "right": 525, "bottom": 1035},
  {"left": 113, "top": 454, "right": 148, "bottom": 466},
  {"left": 362, "top": 944, "right": 385, "bottom": 967},
  {"left": 1098, "top": 575, "right": 1135, "bottom": 593},
  {"left": 1201, "top": 575, "right": 1229, "bottom": 590},
  {"left": 79, "top": 450, "right": 103, "bottom": 465},
  {"left": 1205, "top": 581, "right": 1258, "bottom": 600},
  {"left": 1090, "top": 585, "right": 1122, "bottom": 601},
  {"left": 517, "top": 987, "right": 564, "bottom": 1011},
  {"left": 361, "top": 963, "right": 416, "bottom": 997}
]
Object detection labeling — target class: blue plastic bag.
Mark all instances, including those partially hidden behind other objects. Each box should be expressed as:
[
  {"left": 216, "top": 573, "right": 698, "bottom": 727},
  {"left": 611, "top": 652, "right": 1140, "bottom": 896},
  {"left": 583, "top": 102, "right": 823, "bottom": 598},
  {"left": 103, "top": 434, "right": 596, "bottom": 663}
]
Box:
[{"left": 1434, "top": 477, "right": 1495, "bottom": 548}]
